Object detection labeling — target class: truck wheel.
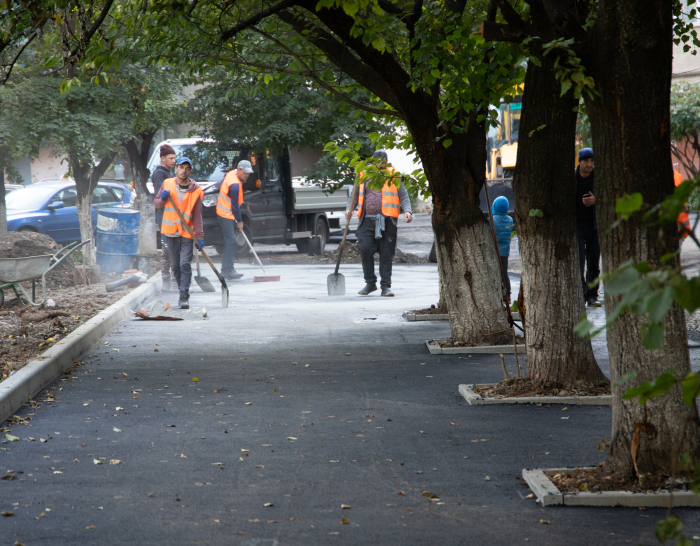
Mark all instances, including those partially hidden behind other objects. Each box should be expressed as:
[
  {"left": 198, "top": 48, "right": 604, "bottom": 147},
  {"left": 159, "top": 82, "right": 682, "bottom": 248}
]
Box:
[
  {"left": 234, "top": 227, "right": 251, "bottom": 257},
  {"left": 308, "top": 217, "right": 327, "bottom": 256},
  {"left": 295, "top": 240, "right": 310, "bottom": 253}
]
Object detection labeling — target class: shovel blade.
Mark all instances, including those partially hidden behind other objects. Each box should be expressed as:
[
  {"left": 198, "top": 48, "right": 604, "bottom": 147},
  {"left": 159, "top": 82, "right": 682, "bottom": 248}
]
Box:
[
  {"left": 194, "top": 276, "right": 216, "bottom": 293},
  {"left": 327, "top": 272, "right": 345, "bottom": 296},
  {"left": 221, "top": 284, "right": 229, "bottom": 308}
]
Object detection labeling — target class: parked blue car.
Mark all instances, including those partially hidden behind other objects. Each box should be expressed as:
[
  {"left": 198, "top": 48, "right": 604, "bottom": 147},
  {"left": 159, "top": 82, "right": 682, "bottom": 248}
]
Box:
[{"left": 6, "top": 180, "right": 132, "bottom": 245}]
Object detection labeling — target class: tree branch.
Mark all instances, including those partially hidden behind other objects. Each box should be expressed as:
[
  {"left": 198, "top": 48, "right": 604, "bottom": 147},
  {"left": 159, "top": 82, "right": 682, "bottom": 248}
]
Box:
[
  {"left": 253, "top": 27, "right": 403, "bottom": 119},
  {"left": 221, "top": 0, "right": 301, "bottom": 41},
  {"left": 69, "top": 0, "right": 116, "bottom": 60},
  {"left": 0, "top": 30, "right": 38, "bottom": 85}
]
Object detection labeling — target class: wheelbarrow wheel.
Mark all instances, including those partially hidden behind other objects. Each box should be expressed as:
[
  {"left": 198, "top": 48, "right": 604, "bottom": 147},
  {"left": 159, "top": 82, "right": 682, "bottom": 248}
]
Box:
[{"left": 0, "top": 289, "right": 4, "bottom": 308}]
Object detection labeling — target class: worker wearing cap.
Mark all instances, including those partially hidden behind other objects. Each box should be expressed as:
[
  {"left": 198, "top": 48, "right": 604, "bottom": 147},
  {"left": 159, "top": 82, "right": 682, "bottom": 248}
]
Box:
[
  {"left": 216, "top": 160, "right": 253, "bottom": 280},
  {"left": 345, "top": 150, "right": 412, "bottom": 297},
  {"left": 154, "top": 157, "right": 204, "bottom": 309},
  {"left": 152, "top": 144, "right": 176, "bottom": 292}
]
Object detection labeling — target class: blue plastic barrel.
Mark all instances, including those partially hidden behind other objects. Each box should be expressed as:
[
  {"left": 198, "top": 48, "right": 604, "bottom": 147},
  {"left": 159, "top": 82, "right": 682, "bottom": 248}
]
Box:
[{"left": 95, "top": 208, "right": 140, "bottom": 273}]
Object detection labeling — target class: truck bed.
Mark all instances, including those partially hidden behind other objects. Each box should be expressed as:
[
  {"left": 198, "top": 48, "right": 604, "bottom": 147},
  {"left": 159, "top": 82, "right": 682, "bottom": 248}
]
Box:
[{"left": 292, "top": 185, "right": 349, "bottom": 213}]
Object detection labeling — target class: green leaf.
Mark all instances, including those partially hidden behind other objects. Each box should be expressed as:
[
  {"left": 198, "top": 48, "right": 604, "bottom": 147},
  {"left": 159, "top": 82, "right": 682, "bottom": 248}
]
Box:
[
  {"left": 624, "top": 372, "right": 676, "bottom": 405},
  {"left": 641, "top": 322, "right": 665, "bottom": 350},
  {"left": 646, "top": 286, "right": 675, "bottom": 323},
  {"left": 655, "top": 516, "right": 683, "bottom": 543},
  {"left": 442, "top": 139, "right": 452, "bottom": 148},
  {"left": 682, "top": 373, "right": 700, "bottom": 406},
  {"left": 574, "top": 315, "right": 594, "bottom": 337},
  {"left": 615, "top": 193, "right": 644, "bottom": 220},
  {"left": 528, "top": 208, "right": 544, "bottom": 218}
]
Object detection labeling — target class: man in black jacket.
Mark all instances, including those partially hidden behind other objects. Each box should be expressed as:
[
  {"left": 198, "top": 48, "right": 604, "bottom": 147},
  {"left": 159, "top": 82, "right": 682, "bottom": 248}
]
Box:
[
  {"left": 152, "top": 144, "right": 177, "bottom": 291},
  {"left": 576, "top": 147, "right": 601, "bottom": 306}
]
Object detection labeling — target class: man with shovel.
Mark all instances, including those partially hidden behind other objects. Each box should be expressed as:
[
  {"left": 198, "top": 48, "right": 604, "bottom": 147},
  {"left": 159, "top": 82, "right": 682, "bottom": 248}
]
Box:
[
  {"left": 216, "top": 160, "right": 253, "bottom": 280},
  {"left": 345, "top": 150, "right": 412, "bottom": 297},
  {"left": 154, "top": 157, "right": 204, "bottom": 309}
]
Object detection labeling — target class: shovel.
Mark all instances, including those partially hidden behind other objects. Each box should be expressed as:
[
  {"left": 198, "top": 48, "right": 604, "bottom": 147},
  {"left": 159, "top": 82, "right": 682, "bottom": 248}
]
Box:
[
  {"left": 167, "top": 195, "right": 229, "bottom": 307},
  {"left": 239, "top": 229, "right": 280, "bottom": 282},
  {"left": 193, "top": 241, "right": 216, "bottom": 293},
  {"left": 327, "top": 182, "right": 360, "bottom": 296}
]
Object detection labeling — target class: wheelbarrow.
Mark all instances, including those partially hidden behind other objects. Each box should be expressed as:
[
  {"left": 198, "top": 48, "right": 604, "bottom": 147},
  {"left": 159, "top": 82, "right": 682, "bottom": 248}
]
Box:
[{"left": 0, "top": 240, "right": 91, "bottom": 308}]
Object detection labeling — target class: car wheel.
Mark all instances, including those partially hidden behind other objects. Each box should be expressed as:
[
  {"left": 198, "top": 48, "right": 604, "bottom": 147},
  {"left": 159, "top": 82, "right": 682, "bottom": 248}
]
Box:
[
  {"left": 234, "top": 226, "right": 251, "bottom": 257},
  {"left": 214, "top": 244, "right": 224, "bottom": 256},
  {"left": 18, "top": 226, "right": 38, "bottom": 232},
  {"left": 308, "top": 217, "right": 327, "bottom": 256}
]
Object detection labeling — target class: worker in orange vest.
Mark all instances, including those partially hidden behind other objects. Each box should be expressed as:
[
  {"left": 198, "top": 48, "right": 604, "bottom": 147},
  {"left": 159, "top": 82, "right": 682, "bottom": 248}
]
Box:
[
  {"left": 154, "top": 157, "right": 204, "bottom": 309},
  {"left": 345, "top": 150, "right": 413, "bottom": 297},
  {"left": 216, "top": 160, "right": 252, "bottom": 280},
  {"left": 674, "top": 171, "right": 691, "bottom": 240}
]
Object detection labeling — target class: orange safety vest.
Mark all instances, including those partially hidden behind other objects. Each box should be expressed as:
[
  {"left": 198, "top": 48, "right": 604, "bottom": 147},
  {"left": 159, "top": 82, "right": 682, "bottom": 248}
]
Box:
[
  {"left": 357, "top": 168, "right": 401, "bottom": 219},
  {"left": 160, "top": 178, "right": 203, "bottom": 239},
  {"left": 217, "top": 170, "right": 244, "bottom": 220},
  {"left": 674, "top": 171, "right": 690, "bottom": 238}
]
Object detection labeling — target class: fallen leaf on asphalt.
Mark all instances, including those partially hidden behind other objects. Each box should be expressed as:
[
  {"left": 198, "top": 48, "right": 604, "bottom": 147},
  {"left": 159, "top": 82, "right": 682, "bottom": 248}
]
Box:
[
  {"left": 561, "top": 417, "right": 569, "bottom": 420},
  {"left": 485, "top": 476, "right": 491, "bottom": 481},
  {"left": 420, "top": 431, "right": 427, "bottom": 434},
  {"left": 27, "top": 437, "right": 35, "bottom": 441},
  {"left": 113, "top": 427, "right": 121, "bottom": 433},
  {"left": 214, "top": 390, "right": 219, "bottom": 393},
  {"left": 245, "top": 402, "right": 252, "bottom": 405},
  {"left": 110, "top": 460, "right": 121, "bottom": 465},
  {"left": 93, "top": 459, "right": 102, "bottom": 465},
  {"left": 422, "top": 491, "right": 439, "bottom": 499},
  {"left": 113, "top": 349, "right": 119, "bottom": 352},
  {"left": 346, "top": 353, "right": 350, "bottom": 356},
  {"left": 287, "top": 437, "right": 297, "bottom": 441},
  {"left": 304, "top": 364, "right": 309, "bottom": 368},
  {"left": 83, "top": 403, "right": 89, "bottom": 406},
  {"left": 341, "top": 504, "right": 351, "bottom": 509},
  {"left": 525, "top": 494, "right": 533, "bottom": 499},
  {"left": 341, "top": 518, "right": 350, "bottom": 524},
  {"left": 40, "top": 438, "right": 47, "bottom": 443},
  {"left": 5, "top": 434, "right": 18, "bottom": 442},
  {"left": 211, "top": 518, "right": 220, "bottom": 523},
  {"left": 180, "top": 454, "right": 187, "bottom": 458},
  {"left": 397, "top": 491, "right": 405, "bottom": 495},
  {"left": 255, "top": 465, "right": 264, "bottom": 469},
  {"left": 416, "top": 471, "right": 423, "bottom": 474},
  {"left": 149, "top": 494, "right": 154, "bottom": 497},
  {"left": 264, "top": 503, "right": 273, "bottom": 507},
  {"left": 449, "top": 422, "right": 456, "bottom": 426},
  {"left": 116, "top": 407, "right": 124, "bottom": 411},
  {"left": 193, "top": 378, "right": 199, "bottom": 382},
  {"left": 540, "top": 520, "right": 550, "bottom": 524},
  {"left": 53, "top": 471, "right": 62, "bottom": 474},
  {"left": 1, "top": 511, "right": 14, "bottom": 517},
  {"left": 85, "top": 526, "right": 95, "bottom": 529}
]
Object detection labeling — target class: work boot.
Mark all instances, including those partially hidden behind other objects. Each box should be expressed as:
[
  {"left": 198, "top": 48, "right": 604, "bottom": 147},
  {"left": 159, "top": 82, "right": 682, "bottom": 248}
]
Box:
[
  {"left": 224, "top": 270, "right": 244, "bottom": 280},
  {"left": 179, "top": 293, "right": 190, "bottom": 310},
  {"left": 358, "top": 283, "right": 377, "bottom": 296},
  {"left": 381, "top": 287, "right": 394, "bottom": 297},
  {"left": 586, "top": 297, "right": 601, "bottom": 307}
]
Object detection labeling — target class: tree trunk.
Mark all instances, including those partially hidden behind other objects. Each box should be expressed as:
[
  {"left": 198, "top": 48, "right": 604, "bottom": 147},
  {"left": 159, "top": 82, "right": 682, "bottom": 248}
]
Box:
[
  {"left": 515, "top": 58, "right": 607, "bottom": 386},
  {"left": 585, "top": 0, "right": 700, "bottom": 478},
  {"left": 124, "top": 136, "right": 157, "bottom": 255},
  {"left": 71, "top": 151, "right": 117, "bottom": 266},
  {"left": 0, "top": 162, "right": 7, "bottom": 233}
]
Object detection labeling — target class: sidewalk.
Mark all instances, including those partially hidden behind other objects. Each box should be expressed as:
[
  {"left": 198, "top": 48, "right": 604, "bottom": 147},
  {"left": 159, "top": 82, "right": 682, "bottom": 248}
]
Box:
[{"left": 1, "top": 263, "right": 698, "bottom": 545}]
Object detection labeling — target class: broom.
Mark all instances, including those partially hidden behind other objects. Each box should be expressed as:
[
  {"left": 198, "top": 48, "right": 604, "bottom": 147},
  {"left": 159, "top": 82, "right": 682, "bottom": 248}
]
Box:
[{"left": 239, "top": 229, "right": 280, "bottom": 282}]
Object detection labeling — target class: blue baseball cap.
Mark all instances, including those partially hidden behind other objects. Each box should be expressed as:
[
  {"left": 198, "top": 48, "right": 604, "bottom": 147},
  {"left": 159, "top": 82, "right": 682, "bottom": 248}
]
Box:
[{"left": 176, "top": 157, "right": 193, "bottom": 168}]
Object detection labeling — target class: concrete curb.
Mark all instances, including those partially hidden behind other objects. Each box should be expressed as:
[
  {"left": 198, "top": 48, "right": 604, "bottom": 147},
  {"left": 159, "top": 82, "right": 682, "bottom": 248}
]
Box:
[
  {"left": 427, "top": 339, "right": 525, "bottom": 354},
  {"left": 522, "top": 467, "right": 700, "bottom": 507},
  {"left": 404, "top": 311, "right": 520, "bottom": 322},
  {"left": 0, "top": 273, "right": 161, "bottom": 424},
  {"left": 459, "top": 384, "right": 612, "bottom": 406}
]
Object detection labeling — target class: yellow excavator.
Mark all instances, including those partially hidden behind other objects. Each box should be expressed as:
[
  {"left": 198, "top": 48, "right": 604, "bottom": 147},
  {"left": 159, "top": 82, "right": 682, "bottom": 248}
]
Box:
[{"left": 488, "top": 98, "right": 521, "bottom": 181}]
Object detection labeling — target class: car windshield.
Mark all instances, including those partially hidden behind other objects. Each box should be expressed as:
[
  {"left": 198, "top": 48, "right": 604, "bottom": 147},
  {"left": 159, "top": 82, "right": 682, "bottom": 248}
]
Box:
[
  {"left": 6, "top": 187, "right": 58, "bottom": 210},
  {"left": 151, "top": 144, "right": 242, "bottom": 183}
]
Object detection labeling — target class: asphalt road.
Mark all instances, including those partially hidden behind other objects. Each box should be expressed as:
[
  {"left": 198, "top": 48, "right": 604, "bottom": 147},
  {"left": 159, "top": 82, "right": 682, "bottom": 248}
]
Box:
[{"left": 1, "top": 263, "right": 699, "bottom": 545}]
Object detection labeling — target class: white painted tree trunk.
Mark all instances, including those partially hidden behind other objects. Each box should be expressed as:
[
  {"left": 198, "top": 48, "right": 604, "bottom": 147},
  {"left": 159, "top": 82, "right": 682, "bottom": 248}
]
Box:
[
  {"left": 435, "top": 221, "right": 511, "bottom": 346},
  {"left": 77, "top": 195, "right": 95, "bottom": 265}
]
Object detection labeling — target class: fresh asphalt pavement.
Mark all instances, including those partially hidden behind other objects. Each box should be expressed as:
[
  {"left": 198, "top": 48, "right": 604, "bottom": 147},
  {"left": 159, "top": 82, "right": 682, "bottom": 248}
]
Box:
[{"left": 2, "top": 262, "right": 699, "bottom": 545}]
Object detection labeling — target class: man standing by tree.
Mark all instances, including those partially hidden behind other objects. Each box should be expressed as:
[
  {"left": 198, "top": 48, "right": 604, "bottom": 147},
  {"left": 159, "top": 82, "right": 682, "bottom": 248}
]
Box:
[
  {"left": 152, "top": 144, "right": 176, "bottom": 291},
  {"left": 216, "top": 160, "right": 252, "bottom": 280},
  {"left": 576, "top": 148, "right": 600, "bottom": 306},
  {"left": 345, "top": 150, "right": 412, "bottom": 297},
  {"left": 154, "top": 158, "right": 204, "bottom": 309}
]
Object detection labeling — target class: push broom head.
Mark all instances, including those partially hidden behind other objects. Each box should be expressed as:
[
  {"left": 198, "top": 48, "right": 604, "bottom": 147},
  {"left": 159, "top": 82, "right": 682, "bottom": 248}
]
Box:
[{"left": 253, "top": 275, "right": 280, "bottom": 282}]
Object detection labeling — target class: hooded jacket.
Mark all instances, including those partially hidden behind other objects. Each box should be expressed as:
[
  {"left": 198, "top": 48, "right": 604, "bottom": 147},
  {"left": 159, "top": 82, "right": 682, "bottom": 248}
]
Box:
[{"left": 492, "top": 196, "right": 514, "bottom": 257}]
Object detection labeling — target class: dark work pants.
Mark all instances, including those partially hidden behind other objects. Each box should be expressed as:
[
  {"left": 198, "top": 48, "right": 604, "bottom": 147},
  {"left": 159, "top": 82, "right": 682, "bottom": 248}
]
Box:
[
  {"left": 165, "top": 236, "right": 194, "bottom": 299},
  {"left": 217, "top": 215, "right": 237, "bottom": 276},
  {"left": 357, "top": 217, "right": 397, "bottom": 288},
  {"left": 499, "top": 255, "right": 511, "bottom": 300},
  {"left": 161, "top": 234, "right": 171, "bottom": 281},
  {"left": 577, "top": 222, "right": 600, "bottom": 299}
]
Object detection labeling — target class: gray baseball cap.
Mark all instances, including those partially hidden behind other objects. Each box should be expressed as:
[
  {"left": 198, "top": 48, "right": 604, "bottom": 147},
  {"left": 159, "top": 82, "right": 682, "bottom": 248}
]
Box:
[{"left": 237, "top": 160, "right": 254, "bottom": 174}]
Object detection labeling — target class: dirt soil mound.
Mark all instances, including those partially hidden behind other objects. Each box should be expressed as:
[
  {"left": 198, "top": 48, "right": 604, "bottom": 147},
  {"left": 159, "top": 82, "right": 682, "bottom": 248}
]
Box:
[
  {"left": 547, "top": 465, "right": 693, "bottom": 494},
  {"left": 480, "top": 377, "right": 610, "bottom": 399},
  {"left": 0, "top": 232, "right": 76, "bottom": 290}
]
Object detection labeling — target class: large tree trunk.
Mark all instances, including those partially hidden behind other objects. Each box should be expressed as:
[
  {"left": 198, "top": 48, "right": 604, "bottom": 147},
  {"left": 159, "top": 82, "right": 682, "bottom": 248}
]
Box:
[
  {"left": 515, "top": 58, "right": 607, "bottom": 386},
  {"left": 72, "top": 151, "right": 117, "bottom": 266},
  {"left": 0, "top": 162, "right": 7, "bottom": 234},
  {"left": 124, "top": 135, "right": 157, "bottom": 255},
  {"left": 585, "top": 0, "right": 700, "bottom": 478}
]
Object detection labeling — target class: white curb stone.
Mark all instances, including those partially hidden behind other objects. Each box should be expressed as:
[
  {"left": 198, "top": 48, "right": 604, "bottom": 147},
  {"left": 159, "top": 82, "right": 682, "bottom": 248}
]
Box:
[
  {"left": 523, "top": 467, "right": 700, "bottom": 507},
  {"left": 0, "top": 273, "right": 161, "bottom": 423},
  {"left": 404, "top": 311, "right": 520, "bottom": 322},
  {"left": 427, "top": 339, "right": 525, "bottom": 354},
  {"left": 459, "top": 384, "right": 611, "bottom": 406}
]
